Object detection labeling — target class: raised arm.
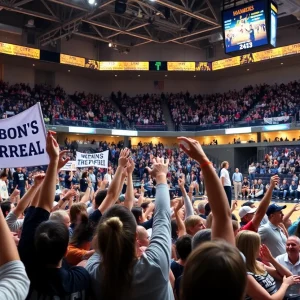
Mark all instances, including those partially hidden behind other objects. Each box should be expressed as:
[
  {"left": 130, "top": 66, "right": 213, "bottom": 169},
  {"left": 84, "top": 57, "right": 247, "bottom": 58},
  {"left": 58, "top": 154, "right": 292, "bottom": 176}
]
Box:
[
  {"left": 99, "top": 148, "right": 129, "bottom": 214},
  {"left": 174, "top": 199, "right": 186, "bottom": 237},
  {"left": 178, "top": 177, "right": 193, "bottom": 219},
  {"left": 252, "top": 175, "right": 278, "bottom": 230},
  {"left": 13, "top": 174, "right": 45, "bottom": 217},
  {"left": 178, "top": 137, "right": 234, "bottom": 245},
  {"left": 144, "top": 157, "right": 171, "bottom": 276},
  {"left": 0, "top": 209, "right": 30, "bottom": 300},
  {"left": 124, "top": 158, "right": 135, "bottom": 210},
  {"left": 283, "top": 204, "right": 300, "bottom": 227},
  {"left": 37, "top": 132, "right": 59, "bottom": 212}
]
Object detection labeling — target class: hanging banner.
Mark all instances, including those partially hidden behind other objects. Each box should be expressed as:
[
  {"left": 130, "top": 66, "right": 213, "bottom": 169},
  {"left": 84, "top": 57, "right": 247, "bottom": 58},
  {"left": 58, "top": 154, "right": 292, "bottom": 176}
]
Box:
[
  {"left": 76, "top": 150, "right": 109, "bottom": 168},
  {"left": 60, "top": 161, "right": 77, "bottom": 171},
  {"left": 0, "top": 103, "right": 48, "bottom": 168}
]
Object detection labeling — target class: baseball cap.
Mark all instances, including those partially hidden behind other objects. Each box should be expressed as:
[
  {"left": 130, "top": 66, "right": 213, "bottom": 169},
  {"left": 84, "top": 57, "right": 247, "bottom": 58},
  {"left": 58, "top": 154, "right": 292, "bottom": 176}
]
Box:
[
  {"left": 266, "top": 204, "right": 287, "bottom": 217},
  {"left": 242, "top": 201, "right": 255, "bottom": 207},
  {"left": 239, "top": 206, "right": 257, "bottom": 218}
]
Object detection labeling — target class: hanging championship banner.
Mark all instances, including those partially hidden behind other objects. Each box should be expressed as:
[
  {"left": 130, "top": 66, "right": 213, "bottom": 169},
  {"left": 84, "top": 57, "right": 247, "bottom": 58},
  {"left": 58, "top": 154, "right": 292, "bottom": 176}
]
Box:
[
  {"left": 0, "top": 103, "right": 48, "bottom": 168},
  {"left": 76, "top": 150, "right": 109, "bottom": 168},
  {"left": 60, "top": 161, "right": 77, "bottom": 171}
]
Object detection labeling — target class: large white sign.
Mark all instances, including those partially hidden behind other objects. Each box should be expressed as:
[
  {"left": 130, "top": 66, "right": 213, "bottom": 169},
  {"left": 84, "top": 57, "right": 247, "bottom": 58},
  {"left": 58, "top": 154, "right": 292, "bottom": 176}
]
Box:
[
  {"left": 76, "top": 150, "right": 109, "bottom": 168},
  {"left": 0, "top": 103, "right": 49, "bottom": 168}
]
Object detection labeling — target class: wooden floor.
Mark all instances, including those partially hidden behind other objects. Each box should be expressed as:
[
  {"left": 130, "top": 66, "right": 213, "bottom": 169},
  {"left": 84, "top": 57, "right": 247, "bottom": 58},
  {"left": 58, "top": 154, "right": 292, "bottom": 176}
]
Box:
[{"left": 194, "top": 198, "right": 300, "bottom": 223}]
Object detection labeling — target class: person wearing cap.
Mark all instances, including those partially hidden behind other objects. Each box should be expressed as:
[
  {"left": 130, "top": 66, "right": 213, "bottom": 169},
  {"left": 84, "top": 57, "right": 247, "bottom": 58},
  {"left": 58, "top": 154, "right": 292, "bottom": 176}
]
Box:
[
  {"left": 258, "top": 203, "right": 287, "bottom": 258},
  {"left": 239, "top": 175, "right": 279, "bottom": 233},
  {"left": 242, "top": 201, "right": 268, "bottom": 226}
]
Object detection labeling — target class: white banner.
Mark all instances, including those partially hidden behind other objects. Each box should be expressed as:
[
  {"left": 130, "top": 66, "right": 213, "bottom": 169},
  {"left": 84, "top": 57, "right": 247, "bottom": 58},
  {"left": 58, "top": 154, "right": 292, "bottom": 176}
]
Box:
[
  {"left": 60, "top": 161, "right": 77, "bottom": 171},
  {"left": 264, "top": 116, "right": 290, "bottom": 125},
  {"left": 0, "top": 103, "right": 49, "bottom": 168},
  {"left": 76, "top": 150, "right": 109, "bottom": 168}
]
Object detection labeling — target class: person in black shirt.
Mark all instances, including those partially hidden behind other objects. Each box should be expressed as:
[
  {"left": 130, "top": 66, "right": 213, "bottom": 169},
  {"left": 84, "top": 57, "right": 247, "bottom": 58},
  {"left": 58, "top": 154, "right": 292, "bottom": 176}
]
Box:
[
  {"left": 80, "top": 172, "right": 89, "bottom": 192},
  {"left": 13, "top": 167, "right": 28, "bottom": 197},
  {"left": 241, "top": 177, "right": 250, "bottom": 199},
  {"left": 18, "top": 132, "right": 90, "bottom": 300},
  {"left": 64, "top": 171, "right": 73, "bottom": 189}
]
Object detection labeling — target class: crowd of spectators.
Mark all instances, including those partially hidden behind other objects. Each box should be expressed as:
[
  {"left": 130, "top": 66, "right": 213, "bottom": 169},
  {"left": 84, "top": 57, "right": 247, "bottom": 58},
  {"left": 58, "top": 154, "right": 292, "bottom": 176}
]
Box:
[
  {"left": 112, "top": 91, "right": 166, "bottom": 127},
  {"left": 245, "top": 81, "right": 300, "bottom": 121},
  {"left": 168, "top": 88, "right": 257, "bottom": 129},
  {"left": 2, "top": 134, "right": 300, "bottom": 299},
  {"left": 70, "top": 92, "right": 126, "bottom": 129}
]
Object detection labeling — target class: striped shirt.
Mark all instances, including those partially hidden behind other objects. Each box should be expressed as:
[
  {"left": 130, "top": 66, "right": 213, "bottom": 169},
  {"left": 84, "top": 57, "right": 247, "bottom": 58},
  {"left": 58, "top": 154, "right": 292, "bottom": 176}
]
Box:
[{"left": 245, "top": 271, "right": 277, "bottom": 300}]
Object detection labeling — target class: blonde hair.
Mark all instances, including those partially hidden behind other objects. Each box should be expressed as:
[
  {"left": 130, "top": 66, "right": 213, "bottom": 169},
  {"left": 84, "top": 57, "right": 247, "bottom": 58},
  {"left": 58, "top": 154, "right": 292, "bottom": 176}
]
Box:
[
  {"left": 221, "top": 161, "right": 229, "bottom": 169},
  {"left": 185, "top": 215, "right": 201, "bottom": 235},
  {"left": 236, "top": 230, "right": 264, "bottom": 275},
  {"left": 69, "top": 202, "right": 87, "bottom": 223}
]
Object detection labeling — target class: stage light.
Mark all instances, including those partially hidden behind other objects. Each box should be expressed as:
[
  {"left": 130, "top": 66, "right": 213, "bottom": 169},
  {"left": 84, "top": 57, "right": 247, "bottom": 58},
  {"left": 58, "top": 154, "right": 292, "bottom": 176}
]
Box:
[
  {"left": 88, "top": 0, "right": 95, "bottom": 4},
  {"left": 108, "top": 42, "right": 113, "bottom": 47}
]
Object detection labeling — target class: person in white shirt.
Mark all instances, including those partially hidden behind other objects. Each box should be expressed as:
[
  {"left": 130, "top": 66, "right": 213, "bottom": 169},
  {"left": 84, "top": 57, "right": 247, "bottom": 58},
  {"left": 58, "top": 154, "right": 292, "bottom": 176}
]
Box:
[
  {"left": 0, "top": 172, "right": 9, "bottom": 201},
  {"left": 276, "top": 236, "right": 300, "bottom": 296},
  {"left": 248, "top": 162, "right": 256, "bottom": 183},
  {"left": 276, "top": 236, "right": 300, "bottom": 275},
  {"left": 104, "top": 167, "right": 113, "bottom": 186},
  {"left": 220, "top": 161, "right": 232, "bottom": 207}
]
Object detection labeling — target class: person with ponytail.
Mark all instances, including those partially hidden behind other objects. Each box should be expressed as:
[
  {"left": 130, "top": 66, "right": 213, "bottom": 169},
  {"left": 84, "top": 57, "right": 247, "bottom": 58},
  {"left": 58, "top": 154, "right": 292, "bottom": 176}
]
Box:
[{"left": 85, "top": 157, "right": 173, "bottom": 300}]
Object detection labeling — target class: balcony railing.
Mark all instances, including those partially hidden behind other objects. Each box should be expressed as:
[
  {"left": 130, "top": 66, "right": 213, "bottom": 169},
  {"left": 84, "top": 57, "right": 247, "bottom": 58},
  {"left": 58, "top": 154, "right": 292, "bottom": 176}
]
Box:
[{"left": 180, "top": 117, "right": 293, "bottom": 132}]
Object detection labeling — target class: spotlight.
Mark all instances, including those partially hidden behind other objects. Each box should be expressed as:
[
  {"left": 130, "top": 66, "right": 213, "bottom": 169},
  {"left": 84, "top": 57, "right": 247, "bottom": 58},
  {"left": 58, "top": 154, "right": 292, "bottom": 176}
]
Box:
[
  {"left": 88, "top": 0, "right": 95, "bottom": 4},
  {"left": 108, "top": 42, "right": 113, "bottom": 47}
]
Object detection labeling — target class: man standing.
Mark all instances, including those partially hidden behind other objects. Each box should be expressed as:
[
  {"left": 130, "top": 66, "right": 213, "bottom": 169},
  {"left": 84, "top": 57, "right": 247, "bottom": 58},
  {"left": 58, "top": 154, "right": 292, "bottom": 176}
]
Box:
[
  {"left": 13, "top": 167, "right": 28, "bottom": 197},
  {"left": 232, "top": 168, "right": 243, "bottom": 199},
  {"left": 220, "top": 161, "right": 232, "bottom": 208},
  {"left": 258, "top": 204, "right": 287, "bottom": 258}
]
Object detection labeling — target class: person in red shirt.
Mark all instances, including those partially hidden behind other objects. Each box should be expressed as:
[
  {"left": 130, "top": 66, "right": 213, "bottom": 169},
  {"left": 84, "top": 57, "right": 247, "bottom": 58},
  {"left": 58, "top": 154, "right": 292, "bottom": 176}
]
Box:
[{"left": 239, "top": 175, "right": 279, "bottom": 232}]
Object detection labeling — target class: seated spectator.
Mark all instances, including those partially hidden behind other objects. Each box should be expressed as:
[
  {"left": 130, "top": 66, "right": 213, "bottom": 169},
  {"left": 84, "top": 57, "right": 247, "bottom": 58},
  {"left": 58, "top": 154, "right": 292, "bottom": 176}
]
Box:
[{"left": 236, "top": 230, "right": 298, "bottom": 299}]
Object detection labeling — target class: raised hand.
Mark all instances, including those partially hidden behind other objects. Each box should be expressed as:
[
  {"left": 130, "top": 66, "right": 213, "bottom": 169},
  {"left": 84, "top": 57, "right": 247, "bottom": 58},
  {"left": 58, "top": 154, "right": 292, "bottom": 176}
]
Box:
[
  {"left": 46, "top": 131, "right": 59, "bottom": 161},
  {"left": 259, "top": 244, "right": 273, "bottom": 262},
  {"left": 57, "top": 150, "right": 70, "bottom": 171},
  {"left": 32, "top": 173, "right": 46, "bottom": 186},
  {"left": 145, "top": 157, "right": 169, "bottom": 179},
  {"left": 177, "top": 137, "right": 208, "bottom": 163},
  {"left": 10, "top": 187, "right": 20, "bottom": 199},
  {"left": 178, "top": 177, "right": 185, "bottom": 189},
  {"left": 127, "top": 157, "right": 135, "bottom": 174},
  {"left": 270, "top": 175, "right": 279, "bottom": 188},
  {"left": 118, "top": 148, "right": 130, "bottom": 168}
]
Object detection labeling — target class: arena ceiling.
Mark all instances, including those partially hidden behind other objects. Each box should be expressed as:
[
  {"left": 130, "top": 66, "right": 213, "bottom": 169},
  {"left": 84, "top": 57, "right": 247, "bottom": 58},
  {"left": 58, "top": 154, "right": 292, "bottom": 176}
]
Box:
[{"left": 0, "top": 0, "right": 299, "bottom": 51}]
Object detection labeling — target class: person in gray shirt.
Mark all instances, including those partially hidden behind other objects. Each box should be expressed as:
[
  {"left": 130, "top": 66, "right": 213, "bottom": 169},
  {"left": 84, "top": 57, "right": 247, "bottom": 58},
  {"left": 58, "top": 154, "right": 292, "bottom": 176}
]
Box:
[
  {"left": 85, "top": 157, "right": 174, "bottom": 300},
  {"left": 258, "top": 204, "right": 288, "bottom": 258}
]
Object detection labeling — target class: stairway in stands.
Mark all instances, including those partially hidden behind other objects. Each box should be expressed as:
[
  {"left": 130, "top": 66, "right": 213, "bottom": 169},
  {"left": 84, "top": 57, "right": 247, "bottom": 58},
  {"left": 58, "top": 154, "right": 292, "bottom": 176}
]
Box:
[{"left": 160, "top": 97, "right": 175, "bottom": 131}]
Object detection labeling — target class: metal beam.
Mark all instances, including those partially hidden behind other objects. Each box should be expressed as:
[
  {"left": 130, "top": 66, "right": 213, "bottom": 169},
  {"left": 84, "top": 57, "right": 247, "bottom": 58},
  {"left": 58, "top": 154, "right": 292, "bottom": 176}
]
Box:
[
  {"left": 14, "top": 0, "right": 33, "bottom": 6},
  {"left": 84, "top": 19, "right": 154, "bottom": 42},
  {"left": 41, "top": 0, "right": 57, "bottom": 18},
  {"left": 205, "top": 0, "right": 218, "bottom": 22},
  {"left": 0, "top": 1, "right": 60, "bottom": 22},
  {"left": 153, "top": 0, "right": 219, "bottom": 26},
  {"left": 106, "top": 23, "right": 148, "bottom": 39},
  {"left": 47, "top": 0, "right": 88, "bottom": 11},
  {"left": 74, "top": 32, "right": 130, "bottom": 48},
  {"left": 163, "top": 25, "right": 220, "bottom": 43}
]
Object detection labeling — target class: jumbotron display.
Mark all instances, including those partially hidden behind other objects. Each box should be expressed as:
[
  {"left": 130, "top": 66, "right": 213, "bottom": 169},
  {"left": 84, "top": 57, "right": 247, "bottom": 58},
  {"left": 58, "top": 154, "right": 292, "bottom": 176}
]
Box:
[{"left": 222, "top": 0, "right": 277, "bottom": 54}]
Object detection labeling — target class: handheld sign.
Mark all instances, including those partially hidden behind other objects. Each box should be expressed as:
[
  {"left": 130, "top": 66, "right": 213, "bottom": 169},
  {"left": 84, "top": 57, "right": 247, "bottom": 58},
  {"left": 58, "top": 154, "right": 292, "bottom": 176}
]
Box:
[{"left": 0, "top": 103, "right": 49, "bottom": 168}]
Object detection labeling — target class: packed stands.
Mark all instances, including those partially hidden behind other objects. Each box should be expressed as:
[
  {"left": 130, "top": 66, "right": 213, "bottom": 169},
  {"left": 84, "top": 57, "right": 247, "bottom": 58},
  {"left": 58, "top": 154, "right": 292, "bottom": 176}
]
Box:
[{"left": 111, "top": 91, "right": 167, "bottom": 130}]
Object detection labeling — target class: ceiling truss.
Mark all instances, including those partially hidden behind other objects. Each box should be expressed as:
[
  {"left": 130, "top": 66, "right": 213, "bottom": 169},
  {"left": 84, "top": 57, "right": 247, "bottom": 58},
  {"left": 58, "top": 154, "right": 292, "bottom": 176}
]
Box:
[{"left": 0, "top": 0, "right": 222, "bottom": 50}]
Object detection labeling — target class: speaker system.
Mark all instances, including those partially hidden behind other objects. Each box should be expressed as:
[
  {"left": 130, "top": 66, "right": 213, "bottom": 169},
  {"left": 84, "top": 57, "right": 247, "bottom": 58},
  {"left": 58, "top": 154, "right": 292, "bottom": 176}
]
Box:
[{"left": 115, "top": 0, "right": 127, "bottom": 14}]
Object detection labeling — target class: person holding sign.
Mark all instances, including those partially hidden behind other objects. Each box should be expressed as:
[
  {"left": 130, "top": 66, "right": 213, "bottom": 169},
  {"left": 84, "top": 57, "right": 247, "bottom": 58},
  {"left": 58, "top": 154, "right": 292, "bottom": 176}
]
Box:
[{"left": 18, "top": 131, "right": 91, "bottom": 299}]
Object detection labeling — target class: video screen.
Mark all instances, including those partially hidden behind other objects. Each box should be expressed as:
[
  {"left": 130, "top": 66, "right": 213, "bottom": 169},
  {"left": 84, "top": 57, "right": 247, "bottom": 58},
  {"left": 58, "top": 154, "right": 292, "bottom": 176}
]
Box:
[
  {"left": 270, "top": 2, "right": 277, "bottom": 47},
  {"left": 223, "top": 1, "right": 268, "bottom": 53}
]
